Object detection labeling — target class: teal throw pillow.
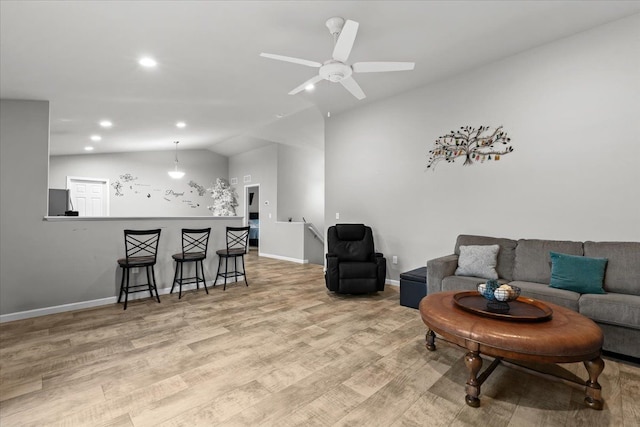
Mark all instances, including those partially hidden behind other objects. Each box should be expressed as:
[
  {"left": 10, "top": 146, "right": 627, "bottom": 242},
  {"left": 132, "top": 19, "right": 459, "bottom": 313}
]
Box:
[{"left": 549, "top": 252, "right": 607, "bottom": 294}]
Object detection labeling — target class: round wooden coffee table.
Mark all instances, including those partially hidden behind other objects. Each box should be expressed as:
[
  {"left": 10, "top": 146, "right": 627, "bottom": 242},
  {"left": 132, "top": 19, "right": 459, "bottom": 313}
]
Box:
[{"left": 420, "top": 291, "right": 605, "bottom": 409}]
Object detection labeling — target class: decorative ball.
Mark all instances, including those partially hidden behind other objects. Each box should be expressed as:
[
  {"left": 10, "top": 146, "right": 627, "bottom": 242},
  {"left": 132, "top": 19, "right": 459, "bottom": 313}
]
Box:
[
  {"left": 486, "top": 280, "right": 499, "bottom": 289},
  {"left": 477, "top": 283, "right": 486, "bottom": 294},
  {"left": 494, "top": 288, "right": 511, "bottom": 301},
  {"left": 477, "top": 282, "right": 497, "bottom": 300}
]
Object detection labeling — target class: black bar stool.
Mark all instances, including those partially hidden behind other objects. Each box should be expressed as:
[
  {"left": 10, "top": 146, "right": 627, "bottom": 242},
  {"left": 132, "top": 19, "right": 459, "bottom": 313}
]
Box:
[
  {"left": 215, "top": 226, "right": 250, "bottom": 290},
  {"left": 170, "top": 228, "right": 211, "bottom": 299},
  {"left": 117, "top": 229, "right": 162, "bottom": 310}
]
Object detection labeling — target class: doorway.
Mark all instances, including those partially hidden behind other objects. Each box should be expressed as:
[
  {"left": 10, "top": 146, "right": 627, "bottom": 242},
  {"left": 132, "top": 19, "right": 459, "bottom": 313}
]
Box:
[
  {"left": 245, "top": 184, "right": 260, "bottom": 250},
  {"left": 66, "top": 176, "right": 110, "bottom": 216}
]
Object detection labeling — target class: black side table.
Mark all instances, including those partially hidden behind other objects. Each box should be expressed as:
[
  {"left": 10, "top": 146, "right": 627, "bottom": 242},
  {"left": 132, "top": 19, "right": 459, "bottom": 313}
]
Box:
[{"left": 399, "top": 266, "right": 427, "bottom": 309}]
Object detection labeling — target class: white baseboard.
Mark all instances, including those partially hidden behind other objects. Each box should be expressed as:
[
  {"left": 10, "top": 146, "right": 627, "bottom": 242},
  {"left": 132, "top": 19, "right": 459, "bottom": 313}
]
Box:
[
  {"left": 386, "top": 279, "right": 400, "bottom": 287},
  {"left": 0, "top": 278, "right": 237, "bottom": 323},
  {"left": 259, "top": 252, "right": 308, "bottom": 264},
  {"left": 0, "top": 297, "right": 117, "bottom": 323}
]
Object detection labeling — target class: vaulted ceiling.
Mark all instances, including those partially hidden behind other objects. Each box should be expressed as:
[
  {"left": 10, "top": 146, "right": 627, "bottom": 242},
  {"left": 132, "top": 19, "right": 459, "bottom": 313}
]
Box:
[{"left": 2, "top": 1, "right": 639, "bottom": 156}]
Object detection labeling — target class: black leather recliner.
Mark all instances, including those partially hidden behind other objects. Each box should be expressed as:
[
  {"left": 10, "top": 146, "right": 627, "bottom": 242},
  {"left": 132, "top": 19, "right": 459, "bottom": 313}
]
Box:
[{"left": 325, "top": 224, "right": 386, "bottom": 294}]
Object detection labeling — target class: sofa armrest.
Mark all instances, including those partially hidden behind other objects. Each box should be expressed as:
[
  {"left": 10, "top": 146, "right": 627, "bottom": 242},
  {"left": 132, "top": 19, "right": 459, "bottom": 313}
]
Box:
[{"left": 427, "top": 254, "right": 459, "bottom": 295}]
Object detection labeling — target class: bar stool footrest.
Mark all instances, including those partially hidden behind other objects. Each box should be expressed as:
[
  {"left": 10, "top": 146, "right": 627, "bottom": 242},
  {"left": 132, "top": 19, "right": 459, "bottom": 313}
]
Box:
[{"left": 124, "top": 283, "right": 158, "bottom": 294}]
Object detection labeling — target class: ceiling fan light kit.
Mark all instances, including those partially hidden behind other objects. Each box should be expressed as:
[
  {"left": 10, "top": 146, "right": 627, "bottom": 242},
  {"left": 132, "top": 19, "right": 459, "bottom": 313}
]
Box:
[
  {"left": 325, "top": 16, "right": 346, "bottom": 36},
  {"left": 260, "top": 16, "right": 415, "bottom": 100}
]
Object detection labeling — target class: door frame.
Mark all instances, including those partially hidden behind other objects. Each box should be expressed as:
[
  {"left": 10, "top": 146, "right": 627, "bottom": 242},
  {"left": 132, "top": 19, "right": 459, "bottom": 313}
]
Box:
[{"left": 66, "top": 176, "right": 110, "bottom": 216}]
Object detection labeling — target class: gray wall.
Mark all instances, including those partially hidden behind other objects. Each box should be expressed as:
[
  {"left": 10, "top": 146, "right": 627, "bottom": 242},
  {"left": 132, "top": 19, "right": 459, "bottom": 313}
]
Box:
[
  {"left": 1, "top": 100, "right": 50, "bottom": 314},
  {"left": 228, "top": 144, "right": 279, "bottom": 255},
  {"left": 277, "top": 144, "right": 324, "bottom": 230},
  {"left": 325, "top": 14, "right": 640, "bottom": 281},
  {"left": 1, "top": 99, "right": 241, "bottom": 316},
  {"left": 277, "top": 144, "right": 324, "bottom": 264},
  {"left": 229, "top": 143, "right": 325, "bottom": 264},
  {"left": 50, "top": 149, "right": 228, "bottom": 216}
]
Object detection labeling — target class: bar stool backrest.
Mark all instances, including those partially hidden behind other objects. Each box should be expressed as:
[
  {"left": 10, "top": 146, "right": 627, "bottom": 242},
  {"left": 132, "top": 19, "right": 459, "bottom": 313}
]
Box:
[
  {"left": 124, "top": 229, "right": 161, "bottom": 263},
  {"left": 181, "top": 228, "right": 211, "bottom": 257},
  {"left": 226, "top": 226, "right": 250, "bottom": 252}
]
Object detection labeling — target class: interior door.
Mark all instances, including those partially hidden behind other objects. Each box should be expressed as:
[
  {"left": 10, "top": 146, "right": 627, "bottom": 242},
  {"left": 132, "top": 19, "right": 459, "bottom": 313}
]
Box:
[{"left": 66, "top": 176, "right": 109, "bottom": 216}]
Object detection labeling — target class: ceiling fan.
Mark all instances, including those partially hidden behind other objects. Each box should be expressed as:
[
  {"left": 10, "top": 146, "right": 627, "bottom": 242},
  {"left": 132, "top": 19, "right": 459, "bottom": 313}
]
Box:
[{"left": 260, "top": 17, "right": 415, "bottom": 100}]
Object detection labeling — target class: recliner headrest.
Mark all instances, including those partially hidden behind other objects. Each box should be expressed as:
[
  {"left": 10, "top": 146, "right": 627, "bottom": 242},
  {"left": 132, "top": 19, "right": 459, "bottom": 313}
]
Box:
[{"left": 335, "top": 224, "right": 366, "bottom": 241}]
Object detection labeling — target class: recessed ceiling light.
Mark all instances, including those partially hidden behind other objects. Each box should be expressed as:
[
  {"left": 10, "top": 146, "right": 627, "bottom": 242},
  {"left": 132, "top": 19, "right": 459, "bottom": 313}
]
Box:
[
  {"left": 305, "top": 84, "right": 315, "bottom": 91},
  {"left": 99, "top": 120, "right": 113, "bottom": 128},
  {"left": 176, "top": 121, "right": 186, "bottom": 128},
  {"left": 84, "top": 146, "right": 94, "bottom": 151},
  {"left": 90, "top": 135, "right": 102, "bottom": 141},
  {"left": 139, "top": 57, "right": 157, "bottom": 68}
]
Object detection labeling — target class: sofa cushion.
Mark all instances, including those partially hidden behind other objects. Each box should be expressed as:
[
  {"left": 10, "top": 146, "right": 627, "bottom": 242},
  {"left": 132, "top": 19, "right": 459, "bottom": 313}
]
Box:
[
  {"left": 549, "top": 252, "right": 607, "bottom": 294},
  {"left": 579, "top": 293, "right": 640, "bottom": 330},
  {"left": 455, "top": 245, "right": 499, "bottom": 280},
  {"left": 584, "top": 241, "right": 640, "bottom": 296},
  {"left": 455, "top": 235, "right": 517, "bottom": 281},
  {"left": 513, "top": 239, "right": 583, "bottom": 284},
  {"left": 511, "top": 280, "right": 580, "bottom": 312}
]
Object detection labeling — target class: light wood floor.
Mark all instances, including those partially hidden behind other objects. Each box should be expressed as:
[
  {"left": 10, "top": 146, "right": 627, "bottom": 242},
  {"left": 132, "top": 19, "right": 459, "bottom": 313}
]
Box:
[{"left": 1, "top": 252, "right": 639, "bottom": 426}]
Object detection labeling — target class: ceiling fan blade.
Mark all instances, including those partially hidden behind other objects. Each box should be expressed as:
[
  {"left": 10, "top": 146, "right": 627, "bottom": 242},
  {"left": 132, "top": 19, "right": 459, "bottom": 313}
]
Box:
[
  {"left": 340, "top": 76, "right": 366, "bottom": 100},
  {"left": 260, "top": 53, "right": 322, "bottom": 68},
  {"left": 352, "top": 62, "right": 415, "bottom": 73},
  {"left": 332, "top": 20, "right": 359, "bottom": 63},
  {"left": 289, "top": 74, "right": 324, "bottom": 95}
]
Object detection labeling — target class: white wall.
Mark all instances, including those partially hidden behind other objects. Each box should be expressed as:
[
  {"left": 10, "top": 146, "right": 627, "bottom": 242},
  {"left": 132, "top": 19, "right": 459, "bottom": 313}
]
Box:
[
  {"left": 1, "top": 99, "right": 242, "bottom": 316},
  {"left": 325, "top": 14, "right": 640, "bottom": 281},
  {"left": 50, "top": 149, "right": 228, "bottom": 216}
]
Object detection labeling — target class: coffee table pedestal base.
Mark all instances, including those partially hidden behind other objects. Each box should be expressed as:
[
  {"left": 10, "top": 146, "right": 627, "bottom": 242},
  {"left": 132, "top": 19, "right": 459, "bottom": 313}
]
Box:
[{"left": 424, "top": 330, "right": 604, "bottom": 410}]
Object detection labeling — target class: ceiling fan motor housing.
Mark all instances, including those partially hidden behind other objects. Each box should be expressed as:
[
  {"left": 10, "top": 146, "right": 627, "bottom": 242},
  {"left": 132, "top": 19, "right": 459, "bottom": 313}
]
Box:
[
  {"left": 260, "top": 16, "right": 414, "bottom": 99},
  {"left": 320, "top": 61, "right": 352, "bottom": 82}
]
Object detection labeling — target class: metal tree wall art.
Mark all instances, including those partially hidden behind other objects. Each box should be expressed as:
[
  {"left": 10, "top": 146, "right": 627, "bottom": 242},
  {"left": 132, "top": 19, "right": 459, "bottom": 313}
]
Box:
[{"left": 427, "top": 125, "right": 513, "bottom": 169}]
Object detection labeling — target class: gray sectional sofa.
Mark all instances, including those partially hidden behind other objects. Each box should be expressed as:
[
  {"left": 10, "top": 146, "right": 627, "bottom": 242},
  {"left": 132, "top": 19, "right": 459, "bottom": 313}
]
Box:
[{"left": 427, "top": 235, "right": 640, "bottom": 359}]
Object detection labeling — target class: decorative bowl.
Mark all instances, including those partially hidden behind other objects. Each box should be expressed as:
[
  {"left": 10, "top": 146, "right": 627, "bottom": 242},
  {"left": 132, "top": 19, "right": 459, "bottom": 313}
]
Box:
[
  {"left": 477, "top": 282, "right": 521, "bottom": 313},
  {"left": 477, "top": 282, "right": 521, "bottom": 302}
]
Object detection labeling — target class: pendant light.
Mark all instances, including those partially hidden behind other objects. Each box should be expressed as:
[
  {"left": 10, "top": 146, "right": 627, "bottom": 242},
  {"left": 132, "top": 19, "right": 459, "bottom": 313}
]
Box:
[{"left": 168, "top": 141, "right": 185, "bottom": 179}]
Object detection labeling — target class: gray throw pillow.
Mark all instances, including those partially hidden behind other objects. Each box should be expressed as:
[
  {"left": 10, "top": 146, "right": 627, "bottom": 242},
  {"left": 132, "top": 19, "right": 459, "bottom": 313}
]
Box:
[{"left": 455, "top": 245, "right": 500, "bottom": 280}]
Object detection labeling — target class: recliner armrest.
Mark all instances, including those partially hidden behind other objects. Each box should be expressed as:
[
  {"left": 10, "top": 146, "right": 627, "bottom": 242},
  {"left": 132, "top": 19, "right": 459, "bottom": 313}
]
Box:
[
  {"left": 325, "top": 253, "right": 340, "bottom": 291},
  {"left": 375, "top": 253, "right": 386, "bottom": 291},
  {"left": 427, "top": 254, "right": 459, "bottom": 295}
]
